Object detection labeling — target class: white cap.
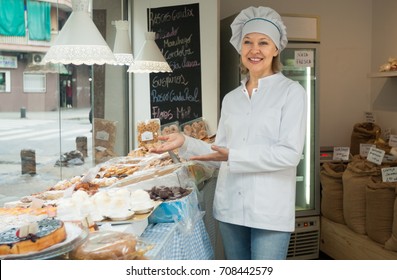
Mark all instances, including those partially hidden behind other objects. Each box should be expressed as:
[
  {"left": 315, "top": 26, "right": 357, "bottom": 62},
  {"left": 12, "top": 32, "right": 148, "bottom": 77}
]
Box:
[{"left": 230, "top": 6, "right": 288, "bottom": 53}]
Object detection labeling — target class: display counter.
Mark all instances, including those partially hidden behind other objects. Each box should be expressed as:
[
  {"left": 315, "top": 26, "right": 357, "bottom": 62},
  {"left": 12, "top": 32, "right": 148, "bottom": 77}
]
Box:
[{"left": 0, "top": 153, "right": 217, "bottom": 260}]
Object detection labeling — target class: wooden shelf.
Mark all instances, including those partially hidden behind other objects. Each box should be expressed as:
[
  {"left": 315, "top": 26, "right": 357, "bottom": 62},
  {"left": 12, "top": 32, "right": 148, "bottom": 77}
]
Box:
[
  {"left": 320, "top": 217, "right": 397, "bottom": 260},
  {"left": 368, "top": 71, "right": 397, "bottom": 78}
]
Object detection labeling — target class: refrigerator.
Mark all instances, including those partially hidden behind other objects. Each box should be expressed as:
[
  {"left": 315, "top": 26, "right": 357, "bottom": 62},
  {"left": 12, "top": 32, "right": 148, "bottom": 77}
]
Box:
[
  {"left": 220, "top": 16, "right": 320, "bottom": 259},
  {"left": 280, "top": 43, "right": 320, "bottom": 259}
]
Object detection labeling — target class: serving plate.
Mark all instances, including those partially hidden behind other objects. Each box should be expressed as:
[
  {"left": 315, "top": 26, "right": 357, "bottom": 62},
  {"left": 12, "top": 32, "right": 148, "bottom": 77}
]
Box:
[
  {"left": 106, "top": 210, "right": 135, "bottom": 221},
  {"left": 97, "top": 201, "right": 162, "bottom": 225},
  {"left": 133, "top": 206, "right": 154, "bottom": 215}
]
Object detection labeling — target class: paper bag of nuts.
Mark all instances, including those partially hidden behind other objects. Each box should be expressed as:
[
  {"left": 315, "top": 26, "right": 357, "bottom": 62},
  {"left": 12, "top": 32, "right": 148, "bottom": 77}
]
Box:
[
  {"left": 137, "top": 119, "right": 161, "bottom": 151},
  {"left": 94, "top": 118, "right": 118, "bottom": 163}
]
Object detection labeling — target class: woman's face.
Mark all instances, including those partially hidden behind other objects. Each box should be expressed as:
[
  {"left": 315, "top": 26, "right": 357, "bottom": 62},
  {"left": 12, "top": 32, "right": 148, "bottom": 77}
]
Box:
[{"left": 240, "top": 32, "right": 279, "bottom": 77}]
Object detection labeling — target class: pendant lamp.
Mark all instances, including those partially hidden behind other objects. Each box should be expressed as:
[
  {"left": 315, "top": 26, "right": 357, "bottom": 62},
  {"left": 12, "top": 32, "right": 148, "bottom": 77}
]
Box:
[
  {"left": 128, "top": 31, "right": 172, "bottom": 73},
  {"left": 42, "top": 0, "right": 116, "bottom": 65},
  {"left": 112, "top": 20, "right": 134, "bottom": 65}
]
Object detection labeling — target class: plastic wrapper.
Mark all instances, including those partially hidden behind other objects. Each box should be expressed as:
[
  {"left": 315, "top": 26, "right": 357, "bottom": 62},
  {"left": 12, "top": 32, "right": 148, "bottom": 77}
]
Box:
[
  {"left": 69, "top": 231, "right": 152, "bottom": 260},
  {"left": 185, "top": 161, "right": 215, "bottom": 186},
  {"left": 160, "top": 121, "right": 180, "bottom": 135},
  {"left": 93, "top": 118, "right": 118, "bottom": 164},
  {"left": 136, "top": 119, "right": 161, "bottom": 151},
  {"left": 121, "top": 163, "right": 191, "bottom": 191},
  {"left": 148, "top": 187, "right": 202, "bottom": 231},
  {"left": 180, "top": 117, "right": 209, "bottom": 140}
]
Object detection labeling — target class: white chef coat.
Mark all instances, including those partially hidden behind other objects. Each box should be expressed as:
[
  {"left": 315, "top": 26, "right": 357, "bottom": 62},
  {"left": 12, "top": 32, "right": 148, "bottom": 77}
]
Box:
[{"left": 179, "top": 72, "right": 307, "bottom": 232}]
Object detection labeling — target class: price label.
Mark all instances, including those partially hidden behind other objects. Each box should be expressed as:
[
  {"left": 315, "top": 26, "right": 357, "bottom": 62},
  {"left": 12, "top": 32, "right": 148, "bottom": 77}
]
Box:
[
  {"left": 383, "top": 154, "right": 397, "bottom": 163},
  {"left": 381, "top": 166, "right": 397, "bottom": 182},
  {"left": 333, "top": 147, "right": 350, "bottom": 161},
  {"left": 96, "top": 130, "right": 110, "bottom": 141},
  {"left": 30, "top": 197, "right": 44, "bottom": 209},
  {"left": 141, "top": 131, "right": 154, "bottom": 142},
  {"left": 364, "top": 111, "right": 376, "bottom": 123},
  {"left": 389, "top": 134, "right": 397, "bottom": 147},
  {"left": 360, "top": 143, "right": 375, "bottom": 157},
  {"left": 367, "top": 146, "right": 385, "bottom": 165},
  {"left": 63, "top": 185, "right": 74, "bottom": 198}
]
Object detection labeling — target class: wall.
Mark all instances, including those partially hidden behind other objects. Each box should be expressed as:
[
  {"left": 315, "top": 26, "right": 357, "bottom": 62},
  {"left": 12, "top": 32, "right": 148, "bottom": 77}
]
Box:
[
  {"left": 371, "top": 0, "right": 397, "bottom": 135},
  {"left": 0, "top": 52, "right": 59, "bottom": 112},
  {"left": 131, "top": 0, "right": 220, "bottom": 148},
  {"left": 219, "top": 0, "right": 374, "bottom": 148}
]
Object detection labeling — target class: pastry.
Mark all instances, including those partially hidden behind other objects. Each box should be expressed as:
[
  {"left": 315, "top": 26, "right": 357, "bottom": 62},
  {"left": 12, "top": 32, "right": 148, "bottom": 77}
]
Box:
[
  {"left": 0, "top": 218, "right": 67, "bottom": 255},
  {"left": 70, "top": 231, "right": 138, "bottom": 260},
  {"left": 130, "top": 189, "right": 154, "bottom": 213},
  {"left": 183, "top": 124, "right": 192, "bottom": 136}
]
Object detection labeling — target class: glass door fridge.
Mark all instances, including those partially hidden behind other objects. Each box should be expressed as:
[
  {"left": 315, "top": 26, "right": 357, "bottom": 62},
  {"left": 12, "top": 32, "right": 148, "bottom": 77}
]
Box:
[
  {"left": 281, "top": 43, "right": 320, "bottom": 218},
  {"left": 280, "top": 43, "right": 320, "bottom": 259}
]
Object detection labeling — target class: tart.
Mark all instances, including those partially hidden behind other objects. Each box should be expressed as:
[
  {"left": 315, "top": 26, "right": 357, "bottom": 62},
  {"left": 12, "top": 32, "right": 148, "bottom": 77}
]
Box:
[{"left": 0, "top": 218, "right": 67, "bottom": 255}]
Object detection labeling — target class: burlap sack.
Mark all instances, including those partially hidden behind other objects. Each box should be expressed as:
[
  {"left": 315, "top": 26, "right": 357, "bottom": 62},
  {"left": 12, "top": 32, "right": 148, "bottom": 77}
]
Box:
[
  {"left": 385, "top": 187, "right": 397, "bottom": 252},
  {"left": 366, "top": 178, "right": 396, "bottom": 245},
  {"left": 342, "top": 157, "right": 382, "bottom": 234},
  {"left": 350, "top": 122, "right": 381, "bottom": 156},
  {"left": 320, "top": 162, "right": 347, "bottom": 224}
]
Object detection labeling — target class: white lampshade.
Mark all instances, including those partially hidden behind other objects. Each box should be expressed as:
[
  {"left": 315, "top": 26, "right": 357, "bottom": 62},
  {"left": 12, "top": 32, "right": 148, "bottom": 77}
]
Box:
[
  {"left": 113, "top": 20, "right": 134, "bottom": 65},
  {"left": 128, "top": 32, "right": 172, "bottom": 73},
  {"left": 42, "top": 0, "right": 116, "bottom": 65}
]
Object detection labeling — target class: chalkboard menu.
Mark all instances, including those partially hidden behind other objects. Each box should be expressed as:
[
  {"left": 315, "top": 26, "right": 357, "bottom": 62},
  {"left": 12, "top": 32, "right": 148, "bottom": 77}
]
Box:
[{"left": 149, "top": 3, "right": 202, "bottom": 125}]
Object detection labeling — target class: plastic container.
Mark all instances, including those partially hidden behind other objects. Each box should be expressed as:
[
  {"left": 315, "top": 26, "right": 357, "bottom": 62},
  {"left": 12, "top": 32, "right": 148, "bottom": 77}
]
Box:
[{"left": 179, "top": 117, "right": 209, "bottom": 140}]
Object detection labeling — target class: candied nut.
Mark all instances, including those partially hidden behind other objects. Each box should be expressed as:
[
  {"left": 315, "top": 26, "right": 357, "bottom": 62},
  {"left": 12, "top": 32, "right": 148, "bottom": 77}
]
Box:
[{"left": 183, "top": 125, "right": 192, "bottom": 136}]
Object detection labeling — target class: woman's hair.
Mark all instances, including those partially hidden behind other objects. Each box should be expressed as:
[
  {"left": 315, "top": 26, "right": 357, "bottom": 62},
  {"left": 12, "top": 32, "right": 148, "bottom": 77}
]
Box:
[{"left": 240, "top": 54, "right": 282, "bottom": 75}]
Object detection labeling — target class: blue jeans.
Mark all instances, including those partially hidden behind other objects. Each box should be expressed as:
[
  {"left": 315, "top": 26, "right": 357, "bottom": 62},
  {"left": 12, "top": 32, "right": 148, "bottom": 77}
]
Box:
[{"left": 218, "top": 221, "right": 291, "bottom": 260}]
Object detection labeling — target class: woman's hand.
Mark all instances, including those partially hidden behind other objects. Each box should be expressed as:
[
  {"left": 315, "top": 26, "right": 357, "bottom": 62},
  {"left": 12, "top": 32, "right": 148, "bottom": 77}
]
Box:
[
  {"left": 190, "top": 145, "right": 229, "bottom": 162},
  {"left": 150, "top": 133, "right": 185, "bottom": 154}
]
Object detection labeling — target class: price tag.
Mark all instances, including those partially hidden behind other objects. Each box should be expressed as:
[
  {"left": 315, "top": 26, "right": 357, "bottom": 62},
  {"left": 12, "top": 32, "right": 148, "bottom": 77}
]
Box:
[
  {"left": 383, "top": 154, "right": 397, "bottom": 163},
  {"left": 366, "top": 146, "right": 385, "bottom": 165},
  {"left": 381, "top": 166, "right": 397, "bottom": 182},
  {"left": 16, "top": 222, "right": 39, "bottom": 238},
  {"left": 389, "top": 134, "right": 397, "bottom": 147},
  {"left": 30, "top": 197, "right": 44, "bottom": 209},
  {"left": 360, "top": 143, "right": 375, "bottom": 157},
  {"left": 364, "top": 111, "right": 376, "bottom": 123},
  {"left": 333, "top": 147, "right": 350, "bottom": 161},
  {"left": 63, "top": 185, "right": 75, "bottom": 198},
  {"left": 96, "top": 130, "right": 110, "bottom": 141},
  {"left": 141, "top": 131, "right": 154, "bottom": 141}
]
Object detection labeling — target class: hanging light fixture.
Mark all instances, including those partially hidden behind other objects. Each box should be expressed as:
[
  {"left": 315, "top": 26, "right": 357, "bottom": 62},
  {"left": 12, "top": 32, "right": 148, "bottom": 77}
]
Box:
[
  {"left": 42, "top": 0, "right": 116, "bottom": 65},
  {"left": 128, "top": 4, "right": 172, "bottom": 73},
  {"left": 128, "top": 31, "right": 172, "bottom": 73},
  {"left": 112, "top": 20, "right": 134, "bottom": 65},
  {"left": 112, "top": 0, "right": 133, "bottom": 66}
]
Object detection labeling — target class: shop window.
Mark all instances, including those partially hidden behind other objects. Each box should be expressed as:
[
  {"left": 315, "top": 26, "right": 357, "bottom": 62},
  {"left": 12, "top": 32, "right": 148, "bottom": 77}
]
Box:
[{"left": 23, "top": 72, "right": 46, "bottom": 92}]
